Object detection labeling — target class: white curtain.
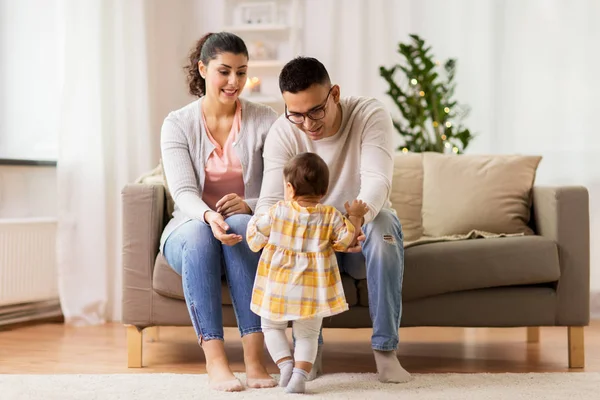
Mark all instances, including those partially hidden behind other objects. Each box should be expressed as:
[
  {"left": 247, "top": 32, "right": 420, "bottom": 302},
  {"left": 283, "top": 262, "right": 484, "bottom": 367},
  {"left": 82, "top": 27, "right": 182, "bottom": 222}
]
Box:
[
  {"left": 303, "top": 0, "right": 600, "bottom": 296},
  {"left": 57, "top": 0, "right": 154, "bottom": 324},
  {"left": 55, "top": 0, "right": 215, "bottom": 324}
]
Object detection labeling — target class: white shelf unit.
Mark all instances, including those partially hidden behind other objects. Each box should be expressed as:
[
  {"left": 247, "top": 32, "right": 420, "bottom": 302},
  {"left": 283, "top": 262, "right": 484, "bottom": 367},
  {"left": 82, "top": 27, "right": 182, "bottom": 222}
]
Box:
[
  {"left": 222, "top": 0, "right": 303, "bottom": 114},
  {"left": 223, "top": 24, "right": 290, "bottom": 33},
  {"left": 249, "top": 59, "right": 285, "bottom": 68}
]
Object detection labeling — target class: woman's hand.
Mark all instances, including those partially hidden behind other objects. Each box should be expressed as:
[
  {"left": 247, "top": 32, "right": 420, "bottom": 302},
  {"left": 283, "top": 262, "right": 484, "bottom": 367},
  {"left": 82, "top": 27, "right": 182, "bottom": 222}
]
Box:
[
  {"left": 204, "top": 211, "right": 243, "bottom": 246},
  {"left": 346, "top": 230, "right": 366, "bottom": 253},
  {"left": 215, "top": 193, "right": 251, "bottom": 218}
]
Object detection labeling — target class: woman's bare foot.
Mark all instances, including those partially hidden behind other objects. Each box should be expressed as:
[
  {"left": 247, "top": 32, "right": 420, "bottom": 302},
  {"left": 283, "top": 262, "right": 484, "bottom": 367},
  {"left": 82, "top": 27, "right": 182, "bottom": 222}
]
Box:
[
  {"left": 243, "top": 332, "right": 277, "bottom": 388},
  {"left": 203, "top": 339, "right": 244, "bottom": 392},
  {"left": 245, "top": 361, "right": 277, "bottom": 388}
]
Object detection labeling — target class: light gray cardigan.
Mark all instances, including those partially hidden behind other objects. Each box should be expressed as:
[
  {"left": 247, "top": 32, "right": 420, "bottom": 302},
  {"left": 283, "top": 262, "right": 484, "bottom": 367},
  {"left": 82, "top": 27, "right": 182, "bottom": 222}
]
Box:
[{"left": 159, "top": 97, "right": 278, "bottom": 251}]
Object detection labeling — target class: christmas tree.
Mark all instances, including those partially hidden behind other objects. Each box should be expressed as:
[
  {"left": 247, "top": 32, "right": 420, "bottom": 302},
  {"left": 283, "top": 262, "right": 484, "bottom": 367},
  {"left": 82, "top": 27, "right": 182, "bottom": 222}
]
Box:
[{"left": 380, "top": 34, "right": 474, "bottom": 154}]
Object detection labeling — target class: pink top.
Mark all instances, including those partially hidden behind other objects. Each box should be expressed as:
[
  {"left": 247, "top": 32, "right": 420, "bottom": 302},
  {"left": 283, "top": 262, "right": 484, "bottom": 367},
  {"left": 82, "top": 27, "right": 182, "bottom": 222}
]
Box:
[{"left": 201, "top": 100, "right": 245, "bottom": 210}]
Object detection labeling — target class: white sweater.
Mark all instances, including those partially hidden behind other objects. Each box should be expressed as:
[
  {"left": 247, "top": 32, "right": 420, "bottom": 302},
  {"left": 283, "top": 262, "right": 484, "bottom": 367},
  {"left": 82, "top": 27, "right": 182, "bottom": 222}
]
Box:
[
  {"left": 256, "top": 96, "right": 394, "bottom": 225},
  {"left": 160, "top": 97, "right": 278, "bottom": 251}
]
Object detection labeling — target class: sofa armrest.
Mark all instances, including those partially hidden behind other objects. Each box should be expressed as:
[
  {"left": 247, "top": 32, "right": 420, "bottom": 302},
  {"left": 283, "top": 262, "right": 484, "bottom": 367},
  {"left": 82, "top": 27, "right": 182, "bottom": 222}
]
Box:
[
  {"left": 122, "top": 183, "right": 165, "bottom": 325},
  {"left": 532, "top": 186, "right": 590, "bottom": 325}
]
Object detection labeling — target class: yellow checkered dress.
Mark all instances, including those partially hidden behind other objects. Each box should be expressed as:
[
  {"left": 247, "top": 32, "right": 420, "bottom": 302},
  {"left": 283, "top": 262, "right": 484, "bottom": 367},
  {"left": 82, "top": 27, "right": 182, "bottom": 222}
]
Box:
[{"left": 247, "top": 200, "right": 356, "bottom": 321}]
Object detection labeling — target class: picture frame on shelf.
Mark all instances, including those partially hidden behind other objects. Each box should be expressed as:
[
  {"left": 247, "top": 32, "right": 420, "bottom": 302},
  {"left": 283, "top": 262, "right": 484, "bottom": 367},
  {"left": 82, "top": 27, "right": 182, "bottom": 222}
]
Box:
[
  {"left": 248, "top": 41, "right": 276, "bottom": 60},
  {"left": 237, "top": 2, "right": 277, "bottom": 25}
]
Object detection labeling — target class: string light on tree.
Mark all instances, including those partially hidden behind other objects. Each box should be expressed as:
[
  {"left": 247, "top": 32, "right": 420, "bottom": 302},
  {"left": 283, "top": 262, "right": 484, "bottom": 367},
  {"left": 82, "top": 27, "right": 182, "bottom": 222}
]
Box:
[{"left": 379, "top": 34, "right": 474, "bottom": 154}]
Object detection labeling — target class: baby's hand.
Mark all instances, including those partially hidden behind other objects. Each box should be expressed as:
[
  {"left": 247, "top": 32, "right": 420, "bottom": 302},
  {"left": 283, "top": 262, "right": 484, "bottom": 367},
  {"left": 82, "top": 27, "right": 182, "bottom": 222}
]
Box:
[{"left": 344, "top": 200, "right": 369, "bottom": 218}]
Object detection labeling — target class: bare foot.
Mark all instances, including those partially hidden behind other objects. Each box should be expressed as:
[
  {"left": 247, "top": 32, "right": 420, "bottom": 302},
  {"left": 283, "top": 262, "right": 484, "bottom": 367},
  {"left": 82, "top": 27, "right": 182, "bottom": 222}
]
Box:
[
  {"left": 373, "top": 350, "right": 412, "bottom": 383},
  {"left": 242, "top": 332, "right": 277, "bottom": 388},
  {"left": 201, "top": 338, "right": 243, "bottom": 392},
  {"left": 206, "top": 359, "right": 243, "bottom": 392},
  {"left": 245, "top": 362, "right": 277, "bottom": 388}
]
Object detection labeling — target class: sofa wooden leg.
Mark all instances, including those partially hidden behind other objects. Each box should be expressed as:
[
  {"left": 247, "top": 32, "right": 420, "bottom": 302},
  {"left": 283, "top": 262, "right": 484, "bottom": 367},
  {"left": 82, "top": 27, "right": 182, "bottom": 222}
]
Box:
[
  {"left": 568, "top": 326, "right": 585, "bottom": 368},
  {"left": 127, "top": 325, "right": 143, "bottom": 368},
  {"left": 145, "top": 326, "right": 159, "bottom": 342},
  {"left": 527, "top": 327, "right": 540, "bottom": 343}
]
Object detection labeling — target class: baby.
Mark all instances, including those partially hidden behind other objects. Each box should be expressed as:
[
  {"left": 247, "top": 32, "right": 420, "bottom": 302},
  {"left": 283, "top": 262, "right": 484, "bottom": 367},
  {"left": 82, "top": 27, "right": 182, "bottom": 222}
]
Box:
[{"left": 246, "top": 152, "right": 368, "bottom": 393}]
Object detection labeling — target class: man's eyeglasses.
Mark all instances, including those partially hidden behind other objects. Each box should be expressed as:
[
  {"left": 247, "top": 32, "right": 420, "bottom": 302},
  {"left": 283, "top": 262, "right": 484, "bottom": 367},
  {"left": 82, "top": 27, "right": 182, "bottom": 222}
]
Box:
[{"left": 285, "top": 87, "right": 333, "bottom": 125}]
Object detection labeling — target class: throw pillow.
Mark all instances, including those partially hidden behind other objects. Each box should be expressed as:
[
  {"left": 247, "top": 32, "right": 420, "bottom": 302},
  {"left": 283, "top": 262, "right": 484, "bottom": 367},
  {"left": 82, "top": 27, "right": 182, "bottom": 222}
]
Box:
[
  {"left": 390, "top": 152, "right": 424, "bottom": 242},
  {"left": 421, "top": 152, "right": 542, "bottom": 237}
]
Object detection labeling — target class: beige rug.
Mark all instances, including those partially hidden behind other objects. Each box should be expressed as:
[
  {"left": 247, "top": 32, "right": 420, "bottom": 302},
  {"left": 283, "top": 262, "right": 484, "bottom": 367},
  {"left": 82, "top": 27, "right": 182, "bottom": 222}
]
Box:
[{"left": 1, "top": 372, "right": 598, "bottom": 399}]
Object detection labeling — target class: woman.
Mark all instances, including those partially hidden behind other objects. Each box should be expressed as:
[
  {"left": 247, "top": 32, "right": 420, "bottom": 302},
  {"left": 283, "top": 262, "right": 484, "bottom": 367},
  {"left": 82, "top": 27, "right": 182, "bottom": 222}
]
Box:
[{"left": 160, "top": 32, "right": 278, "bottom": 392}]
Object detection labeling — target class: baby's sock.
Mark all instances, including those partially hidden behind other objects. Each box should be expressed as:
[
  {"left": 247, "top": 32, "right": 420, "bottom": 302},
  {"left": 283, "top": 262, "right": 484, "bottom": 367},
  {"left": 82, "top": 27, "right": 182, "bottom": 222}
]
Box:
[
  {"left": 285, "top": 367, "right": 309, "bottom": 394},
  {"left": 277, "top": 359, "right": 294, "bottom": 387}
]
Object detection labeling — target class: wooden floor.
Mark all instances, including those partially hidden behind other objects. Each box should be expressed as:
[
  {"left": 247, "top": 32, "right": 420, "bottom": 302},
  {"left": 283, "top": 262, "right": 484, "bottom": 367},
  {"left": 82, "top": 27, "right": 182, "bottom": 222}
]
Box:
[{"left": 1, "top": 321, "right": 599, "bottom": 374}]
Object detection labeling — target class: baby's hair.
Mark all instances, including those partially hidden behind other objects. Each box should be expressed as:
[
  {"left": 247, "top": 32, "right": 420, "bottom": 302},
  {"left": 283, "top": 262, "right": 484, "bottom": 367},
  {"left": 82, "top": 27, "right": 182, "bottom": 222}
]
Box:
[{"left": 283, "top": 152, "right": 329, "bottom": 197}]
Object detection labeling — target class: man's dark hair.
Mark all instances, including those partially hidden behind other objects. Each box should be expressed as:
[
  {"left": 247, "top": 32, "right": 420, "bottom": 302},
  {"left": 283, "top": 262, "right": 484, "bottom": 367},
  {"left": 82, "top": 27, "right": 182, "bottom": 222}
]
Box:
[
  {"left": 283, "top": 152, "right": 329, "bottom": 197},
  {"left": 279, "top": 57, "right": 331, "bottom": 94}
]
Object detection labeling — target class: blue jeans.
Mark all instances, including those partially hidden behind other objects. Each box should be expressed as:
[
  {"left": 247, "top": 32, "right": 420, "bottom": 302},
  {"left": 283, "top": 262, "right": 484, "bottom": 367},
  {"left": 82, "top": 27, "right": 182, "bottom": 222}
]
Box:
[
  {"left": 337, "top": 208, "right": 405, "bottom": 351},
  {"left": 162, "top": 214, "right": 262, "bottom": 341}
]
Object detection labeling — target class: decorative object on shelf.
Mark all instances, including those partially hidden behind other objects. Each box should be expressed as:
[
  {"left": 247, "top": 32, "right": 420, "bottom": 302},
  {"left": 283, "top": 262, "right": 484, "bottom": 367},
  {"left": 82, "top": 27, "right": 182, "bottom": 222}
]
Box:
[
  {"left": 245, "top": 76, "right": 261, "bottom": 94},
  {"left": 237, "top": 2, "right": 277, "bottom": 25},
  {"left": 248, "top": 41, "right": 276, "bottom": 60},
  {"left": 379, "top": 34, "right": 475, "bottom": 154}
]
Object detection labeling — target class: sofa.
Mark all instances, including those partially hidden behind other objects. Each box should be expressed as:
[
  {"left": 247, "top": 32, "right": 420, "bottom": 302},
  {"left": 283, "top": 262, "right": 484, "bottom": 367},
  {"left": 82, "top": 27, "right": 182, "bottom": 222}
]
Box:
[{"left": 122, "top": 152, "right": 589, "bottom": 369}]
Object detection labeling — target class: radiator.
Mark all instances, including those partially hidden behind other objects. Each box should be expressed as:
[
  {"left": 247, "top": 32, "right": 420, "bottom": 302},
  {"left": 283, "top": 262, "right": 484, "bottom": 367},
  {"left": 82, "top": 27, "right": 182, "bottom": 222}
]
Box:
[{"left": 0, "top": 218, "right": 59, "bottom": 307}]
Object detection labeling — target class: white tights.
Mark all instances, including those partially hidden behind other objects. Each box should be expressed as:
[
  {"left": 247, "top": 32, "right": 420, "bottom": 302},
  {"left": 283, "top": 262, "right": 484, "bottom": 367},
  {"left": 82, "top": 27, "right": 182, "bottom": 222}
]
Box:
[{"left": 261, "top": 316, "right": 323, "bottom": 364}]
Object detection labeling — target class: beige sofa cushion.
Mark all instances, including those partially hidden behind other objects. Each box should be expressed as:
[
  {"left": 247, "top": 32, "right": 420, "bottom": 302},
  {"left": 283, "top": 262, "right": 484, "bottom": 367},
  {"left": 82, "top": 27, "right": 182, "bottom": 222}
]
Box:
[
  {"left": 358, "top": 235, "right": 560, "bottom": 305},
  {"left": 421, "top": 152, "right": 541, "bottom": 237},
  {"left": 390, "top": 152, "right": 424, "bottom": 242}
]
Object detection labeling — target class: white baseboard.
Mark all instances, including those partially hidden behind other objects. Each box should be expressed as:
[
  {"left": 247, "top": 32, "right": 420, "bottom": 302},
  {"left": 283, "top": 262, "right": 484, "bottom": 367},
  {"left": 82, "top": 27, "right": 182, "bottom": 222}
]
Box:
[{"left": 591, "top": 291, "right": 600, "bottom": 319}]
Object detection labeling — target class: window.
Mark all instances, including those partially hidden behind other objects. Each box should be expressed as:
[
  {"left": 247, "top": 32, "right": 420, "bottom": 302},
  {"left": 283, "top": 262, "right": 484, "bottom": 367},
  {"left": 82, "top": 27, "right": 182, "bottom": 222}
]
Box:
[{"left": 0, "top": 0, "right": 61, "bottom": 162}]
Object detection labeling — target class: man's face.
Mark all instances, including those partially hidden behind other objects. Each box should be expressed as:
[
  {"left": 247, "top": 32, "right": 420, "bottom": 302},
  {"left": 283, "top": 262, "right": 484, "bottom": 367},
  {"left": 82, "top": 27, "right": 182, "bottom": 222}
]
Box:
[{"left": 283, "top": 84, "right": 340, "bottom": 141}]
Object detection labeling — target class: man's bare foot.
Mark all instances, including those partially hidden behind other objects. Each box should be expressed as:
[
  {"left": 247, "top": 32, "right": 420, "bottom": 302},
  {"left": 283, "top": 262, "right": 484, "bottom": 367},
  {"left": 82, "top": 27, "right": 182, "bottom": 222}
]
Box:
[{"left": 245, "top": 362, "right": 277, "bottom": 388}]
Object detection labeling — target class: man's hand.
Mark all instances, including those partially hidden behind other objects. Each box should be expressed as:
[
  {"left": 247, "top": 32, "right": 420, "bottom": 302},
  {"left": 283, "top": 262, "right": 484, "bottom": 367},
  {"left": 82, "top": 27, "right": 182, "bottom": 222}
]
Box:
[
  {"left": 216, "top": 193, "right": 251, "bottom": 218},
  {"left": 204, "top": 211, "right": 243, "bottom": 246}
]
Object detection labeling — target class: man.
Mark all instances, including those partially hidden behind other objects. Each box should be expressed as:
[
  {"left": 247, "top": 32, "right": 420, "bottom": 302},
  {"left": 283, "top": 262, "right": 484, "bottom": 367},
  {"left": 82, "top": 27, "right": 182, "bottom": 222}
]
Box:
[{"left": 255, "top": 57, "right": 410, "bottom": 384}]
